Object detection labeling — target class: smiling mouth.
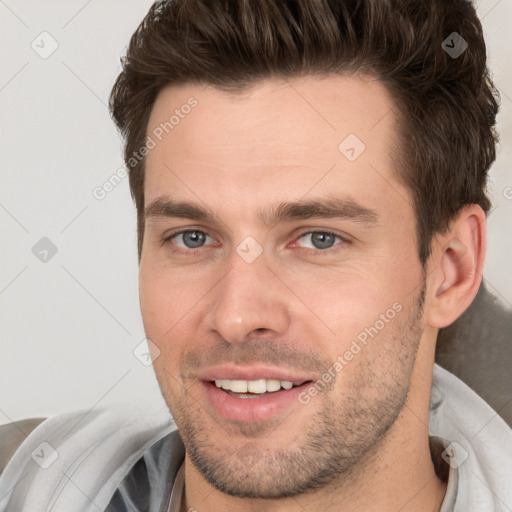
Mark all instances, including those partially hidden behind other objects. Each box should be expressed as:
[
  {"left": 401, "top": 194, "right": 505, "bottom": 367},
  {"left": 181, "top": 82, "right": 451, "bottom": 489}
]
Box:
[{"left": 211, "top": 378, "right": 311, "bottom": 398}]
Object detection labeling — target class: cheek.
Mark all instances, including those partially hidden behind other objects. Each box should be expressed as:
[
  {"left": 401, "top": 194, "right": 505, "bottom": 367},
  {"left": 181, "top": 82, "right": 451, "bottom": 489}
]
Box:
[
  {"left": 139, "top": 260, "right": 217, "bottom": 380},
  {"left": 139, "top": 268, "right": 172, "bottom": 336},
  {"left": 283, "top": 262, "right": 384, "bottom": 313},
  {"left": 139, "top": 272, "right": 186, "bottom": 365},
  {"left": 279, "top": 260, "right": 416, "bottom": 356},
  {"left": 139, "top": 257, "right": 205, "bottom": 333},
  {"left": 139, "top": 268, "right": 189, "bottom": 397}
]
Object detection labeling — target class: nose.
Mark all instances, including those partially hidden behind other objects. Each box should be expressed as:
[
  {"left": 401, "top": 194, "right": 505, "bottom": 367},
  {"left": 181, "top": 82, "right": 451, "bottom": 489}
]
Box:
[{"left": 207, "top": 250, "right": 291, "bottom": 344}]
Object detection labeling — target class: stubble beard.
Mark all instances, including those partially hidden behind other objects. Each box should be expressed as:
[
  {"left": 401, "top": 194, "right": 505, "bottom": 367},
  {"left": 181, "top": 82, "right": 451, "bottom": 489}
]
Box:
[{"left": 159, "top": 286, "right": 425, "bottom": 499}]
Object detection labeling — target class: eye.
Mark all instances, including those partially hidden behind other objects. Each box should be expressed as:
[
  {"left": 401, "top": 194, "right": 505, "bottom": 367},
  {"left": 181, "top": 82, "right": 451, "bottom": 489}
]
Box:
[
  {"left": 162, "top": 229, "right": 347, "bottom": 254},
  {"left": 167, "top": 230, "right": 215, "bottom": 249},
  {"left": 295, "top": 231, "right": 344, "bottom": 251}
]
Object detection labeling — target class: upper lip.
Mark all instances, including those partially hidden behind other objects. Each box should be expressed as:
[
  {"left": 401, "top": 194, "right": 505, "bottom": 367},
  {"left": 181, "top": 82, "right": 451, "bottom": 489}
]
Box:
[{"left": 195, "top": 364, "right": 315, "bottom": 385}]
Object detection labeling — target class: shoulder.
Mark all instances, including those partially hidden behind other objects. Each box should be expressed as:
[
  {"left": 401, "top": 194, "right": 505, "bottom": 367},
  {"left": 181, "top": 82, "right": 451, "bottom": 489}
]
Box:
[
  {"left": 0, "top": 418, "right": 47, "bottom": 476},
  {"left": 0, "top": 405, "right": 176, "bottom": 511},
  {"left": 430, "top": 364, "right": 512, "bottom": 508}
]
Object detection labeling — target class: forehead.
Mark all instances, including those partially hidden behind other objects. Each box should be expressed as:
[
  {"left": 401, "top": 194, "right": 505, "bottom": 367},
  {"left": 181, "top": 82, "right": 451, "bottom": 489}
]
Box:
[{"left": 144, "top": 75, "right": 411, "bottom": 225}]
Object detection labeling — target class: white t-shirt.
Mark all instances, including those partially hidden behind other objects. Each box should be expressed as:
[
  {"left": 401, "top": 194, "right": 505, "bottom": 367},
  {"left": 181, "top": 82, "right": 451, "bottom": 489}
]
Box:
[{"left": 0, "top": 364, "right": 511, "bottom": 511}]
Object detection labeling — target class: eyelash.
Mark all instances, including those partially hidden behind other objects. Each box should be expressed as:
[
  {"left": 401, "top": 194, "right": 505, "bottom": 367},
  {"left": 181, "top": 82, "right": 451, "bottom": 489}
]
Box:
[{"left": 161, "top": 228, "right": 349, "bottom": 256}]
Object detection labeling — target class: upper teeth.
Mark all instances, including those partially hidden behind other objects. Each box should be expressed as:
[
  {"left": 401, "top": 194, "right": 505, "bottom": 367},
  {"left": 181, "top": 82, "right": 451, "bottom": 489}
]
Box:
[{"left": 214, "top": 379, "right": 294, "bottom": 394}]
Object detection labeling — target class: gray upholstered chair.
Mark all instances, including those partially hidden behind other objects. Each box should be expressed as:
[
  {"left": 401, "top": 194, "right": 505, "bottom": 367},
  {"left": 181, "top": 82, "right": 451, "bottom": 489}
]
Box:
[{"left": 436, "top": 282, "right": 512, "bottom": 427}]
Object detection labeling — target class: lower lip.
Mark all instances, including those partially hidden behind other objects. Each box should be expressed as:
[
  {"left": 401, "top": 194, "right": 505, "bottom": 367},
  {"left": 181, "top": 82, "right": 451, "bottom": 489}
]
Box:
[{"left": 201, "top": 381, "right": 312, "bottom": 423}]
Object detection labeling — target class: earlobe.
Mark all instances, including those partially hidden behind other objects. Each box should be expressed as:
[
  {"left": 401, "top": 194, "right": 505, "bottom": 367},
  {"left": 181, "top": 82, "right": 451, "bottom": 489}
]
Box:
[{"left": 427, "top": 206, "right": 486, "bottom": 328}]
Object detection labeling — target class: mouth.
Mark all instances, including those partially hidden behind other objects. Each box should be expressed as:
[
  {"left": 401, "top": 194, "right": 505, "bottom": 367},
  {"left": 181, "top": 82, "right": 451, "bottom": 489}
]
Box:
[
  {"left": 211, "top": 378, "right": 309, "bottom": 398},
  {"left": 200, "top": 377, "right": 314, "bottom": 423}
]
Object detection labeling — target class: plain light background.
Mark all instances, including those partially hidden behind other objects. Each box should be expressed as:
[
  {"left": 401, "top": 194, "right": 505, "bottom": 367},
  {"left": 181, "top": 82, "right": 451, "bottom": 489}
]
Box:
[{"left": 1, "top": 0, "right": 511, "bottom": 423}]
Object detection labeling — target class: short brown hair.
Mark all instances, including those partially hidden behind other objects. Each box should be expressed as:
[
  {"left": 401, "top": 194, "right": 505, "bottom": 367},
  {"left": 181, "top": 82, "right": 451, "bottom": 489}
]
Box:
[{"left": 109, "top": 0, "right": 499, "bottom": 263}]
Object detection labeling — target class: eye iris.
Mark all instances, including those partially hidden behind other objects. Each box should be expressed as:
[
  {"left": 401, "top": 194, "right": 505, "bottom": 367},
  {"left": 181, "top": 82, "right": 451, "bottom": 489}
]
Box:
[
  {"left": 183, "top": 231, "right": 206, "bottom": 248},
  {"left": 311, "top": 232, "right": 336, "bottom": 249}
]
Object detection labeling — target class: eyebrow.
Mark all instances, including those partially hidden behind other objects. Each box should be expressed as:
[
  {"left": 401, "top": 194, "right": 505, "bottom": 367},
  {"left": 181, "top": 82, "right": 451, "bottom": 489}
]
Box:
[{"left": 145, "top": 196, "right": 379, "bottom": 227}]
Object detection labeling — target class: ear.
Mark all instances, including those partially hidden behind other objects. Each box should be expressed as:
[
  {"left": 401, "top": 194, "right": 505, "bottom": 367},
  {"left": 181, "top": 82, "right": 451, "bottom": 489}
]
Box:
[{"left": 425, "top": 205, "right": 486, "bottom": 328}]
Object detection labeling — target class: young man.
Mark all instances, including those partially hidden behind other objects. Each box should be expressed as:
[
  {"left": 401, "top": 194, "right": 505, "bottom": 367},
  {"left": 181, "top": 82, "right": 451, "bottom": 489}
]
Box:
[{"left": 1, "top": 0, "right": 511, "bottom": 511}]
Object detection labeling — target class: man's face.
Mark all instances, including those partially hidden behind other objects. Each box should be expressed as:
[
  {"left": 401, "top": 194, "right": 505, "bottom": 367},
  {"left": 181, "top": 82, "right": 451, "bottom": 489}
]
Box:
[{"left": 140, "top": 75, "right": 426, "bottom": 497}]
